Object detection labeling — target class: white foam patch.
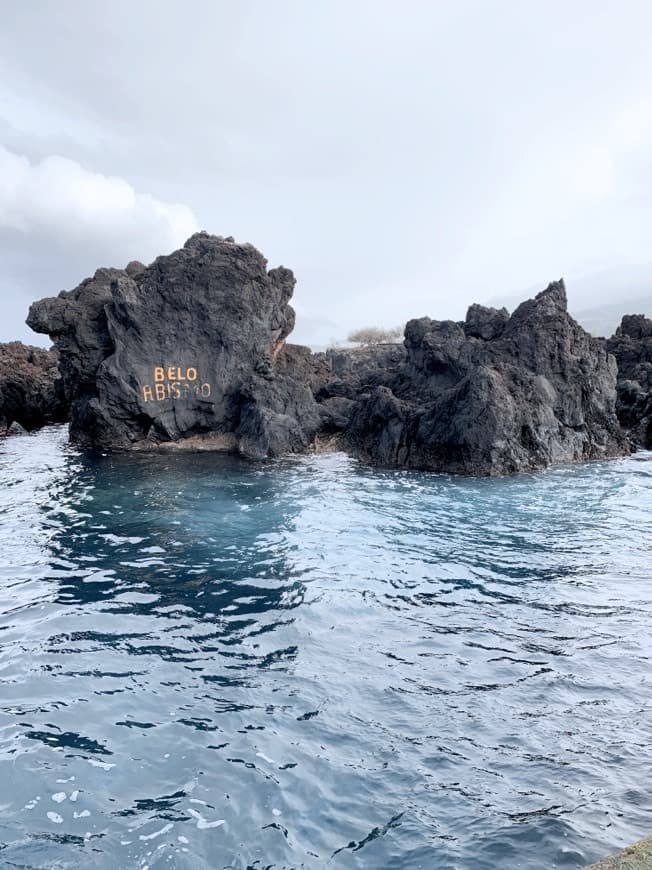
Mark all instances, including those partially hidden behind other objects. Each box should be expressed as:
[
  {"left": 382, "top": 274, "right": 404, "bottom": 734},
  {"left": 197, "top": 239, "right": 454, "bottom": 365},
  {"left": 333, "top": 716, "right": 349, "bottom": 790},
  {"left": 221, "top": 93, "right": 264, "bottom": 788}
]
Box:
[
  {"left": 47, "top": 811, "right": 63, "bottom": 824},
  {"left": 187, "top": 808, "right": 225, "bottom": 829},
  {"left": 86, "top": 759, "right": 115, "bottom": 770},
  {"left": 139, "top": 822, "right": 174, "bottom": 841},
  {"left": 52, "top": 792, "right": 66, "bottom": 803},
  {"left": 70, "top": 790, "right": 79, "bottom": 802},
  {"left": 256, "top": 752, "right": 275, "bottom": 764},
  {"left": 178, "top": 835, "right": 189, "bottom": 843},
  {"left": 197, "top": 817, "right": 224, "bottom": 829},
  {"left": 102, "top": 534, "right": 145, "bottom": 544},
  {"left": 73, "top": 809, "right": 91, "bottom": 818}
]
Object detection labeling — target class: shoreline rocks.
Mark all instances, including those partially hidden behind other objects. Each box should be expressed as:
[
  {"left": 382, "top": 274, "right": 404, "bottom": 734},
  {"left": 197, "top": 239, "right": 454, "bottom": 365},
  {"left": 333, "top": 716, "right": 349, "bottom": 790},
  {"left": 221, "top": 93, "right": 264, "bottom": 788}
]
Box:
[
  {"left": 341, "top": 282, "right": 630, "bottom": 474},
  {"left": 27, "top": 233, "right": 319, "bottom": 457},
  {"left": 0, "top": 342, "right": 67, "bottom": 436},
  {"left": 584, "top": 833, "right": 652, "bottom": 868},
  {"left": 25, "top": 233, "right": 640, "bottom": 474},
  {"left": 607, "top": 314, "right": 652, "bottom": 449}
]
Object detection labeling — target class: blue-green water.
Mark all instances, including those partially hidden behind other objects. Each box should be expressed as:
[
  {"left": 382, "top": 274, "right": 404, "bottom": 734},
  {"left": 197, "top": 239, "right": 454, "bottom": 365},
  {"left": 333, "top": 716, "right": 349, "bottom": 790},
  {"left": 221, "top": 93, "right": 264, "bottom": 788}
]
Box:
[{"left": 0, "top": 426, "right": 651, "bottom": 870}]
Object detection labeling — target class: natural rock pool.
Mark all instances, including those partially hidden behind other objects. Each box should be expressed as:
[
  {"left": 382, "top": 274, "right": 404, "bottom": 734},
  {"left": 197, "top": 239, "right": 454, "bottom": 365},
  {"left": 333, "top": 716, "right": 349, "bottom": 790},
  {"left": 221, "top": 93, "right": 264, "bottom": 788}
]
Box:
[{"left": 0, "top": 426, "right": 651, "bottom": 869}]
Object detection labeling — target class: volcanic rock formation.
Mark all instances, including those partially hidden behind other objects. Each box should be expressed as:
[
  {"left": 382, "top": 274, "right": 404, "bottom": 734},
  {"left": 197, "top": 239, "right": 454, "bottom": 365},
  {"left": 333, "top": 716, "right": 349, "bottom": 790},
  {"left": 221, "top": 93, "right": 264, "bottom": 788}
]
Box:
[
  {"left": 316, "top": 282, "right": 629, "bottom": 474},
  {"left": 27, "top": 235, "right": 630, "bottom": 474},
  {"left": 27, "top": 233, "right": 319, "bottom": 456},
  {"left": 0, "top": 342, "right": 67, "bottom": 435},
  {"left": 310, "top": 344, "right": 407, "bottom": 437},
  {"left": 607, "top": 314, "right": 652, "bottom": 448}
]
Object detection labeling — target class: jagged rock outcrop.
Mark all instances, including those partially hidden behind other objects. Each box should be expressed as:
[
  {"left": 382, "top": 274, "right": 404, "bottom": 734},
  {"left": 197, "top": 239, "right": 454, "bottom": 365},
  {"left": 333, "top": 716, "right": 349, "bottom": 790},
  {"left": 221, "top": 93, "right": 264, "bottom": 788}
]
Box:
[
  {"left": 310, "top": 344, "right": 407, "bottom": 434},
  {"left": 26, "top": 235, "right": 631, "bottom": 476},
  {"left": 463, "top": 304, "right": 509, "bottom": 341},
  {"left": 0, "top": 342, "right": 67, "bottom": 435},
  {"left": 339, "top": 282, "right": 629, "bottom": 475},
  {"left": 27, "top": 233, "right": 320, "bottom": 456},
  {"left": 607, "top": 314, "right": 652, "bottom": 448}
]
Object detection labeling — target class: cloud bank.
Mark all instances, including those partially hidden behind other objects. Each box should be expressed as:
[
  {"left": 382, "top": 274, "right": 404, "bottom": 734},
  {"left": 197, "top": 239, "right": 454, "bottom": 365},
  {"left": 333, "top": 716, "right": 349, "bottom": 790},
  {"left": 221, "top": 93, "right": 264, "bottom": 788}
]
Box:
[
  {"left": 1, "top": 3, "right": 652, "bottom": 346},
  {"left": 0, "top": 145, "right": 198, "bottom": 260},
  {"left": 0, "top": 145, "right": 199, "bottom": 343}
]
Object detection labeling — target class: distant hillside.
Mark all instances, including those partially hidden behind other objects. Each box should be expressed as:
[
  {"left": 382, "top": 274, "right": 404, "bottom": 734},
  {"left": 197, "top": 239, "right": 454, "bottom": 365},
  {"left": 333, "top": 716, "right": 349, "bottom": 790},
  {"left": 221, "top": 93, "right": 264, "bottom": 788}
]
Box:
[
  {"left": 486, "top": 264, "right": 652, "bottom": 339},
  {"left": 573, "top": 296, "right": 652, "bottom": 338}
]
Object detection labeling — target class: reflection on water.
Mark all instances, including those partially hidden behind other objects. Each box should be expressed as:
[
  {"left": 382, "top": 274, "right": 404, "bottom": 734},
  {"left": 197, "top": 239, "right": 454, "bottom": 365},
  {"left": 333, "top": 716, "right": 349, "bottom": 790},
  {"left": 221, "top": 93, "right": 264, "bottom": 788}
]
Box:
[{"left": 0, "top": 426, "right": 651, "bottom": 869}]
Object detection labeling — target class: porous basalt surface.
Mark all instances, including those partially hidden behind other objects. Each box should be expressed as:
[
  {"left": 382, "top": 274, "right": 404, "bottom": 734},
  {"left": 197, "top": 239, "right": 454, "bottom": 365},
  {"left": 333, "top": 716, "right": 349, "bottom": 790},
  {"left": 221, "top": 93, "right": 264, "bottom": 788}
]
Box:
[
  {"left": 28, "top": 238, "right": 631, "bottom": 474},
  {"left": 608, "top": 314, "right": 652, "bottom": 449},
  {"left": 28, "top": 233, "right": 319, "bottom": 456},
  {"left": 0, "top": 342, "right": 67, "bottom": 434}
]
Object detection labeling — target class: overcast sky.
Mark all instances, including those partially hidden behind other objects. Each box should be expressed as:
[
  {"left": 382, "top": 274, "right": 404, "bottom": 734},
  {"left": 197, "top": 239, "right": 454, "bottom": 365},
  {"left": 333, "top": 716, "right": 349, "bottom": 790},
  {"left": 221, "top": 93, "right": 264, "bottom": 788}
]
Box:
[{"left": 1, "top": 0, "right": 652, "bottom": 346}]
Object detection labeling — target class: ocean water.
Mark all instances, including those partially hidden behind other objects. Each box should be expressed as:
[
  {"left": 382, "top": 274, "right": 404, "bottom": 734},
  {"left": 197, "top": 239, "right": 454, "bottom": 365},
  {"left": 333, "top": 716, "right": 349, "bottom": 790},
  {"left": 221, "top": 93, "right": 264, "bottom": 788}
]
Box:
[{"left": 0, "top": 427, "right": 651, "bottom": 870}]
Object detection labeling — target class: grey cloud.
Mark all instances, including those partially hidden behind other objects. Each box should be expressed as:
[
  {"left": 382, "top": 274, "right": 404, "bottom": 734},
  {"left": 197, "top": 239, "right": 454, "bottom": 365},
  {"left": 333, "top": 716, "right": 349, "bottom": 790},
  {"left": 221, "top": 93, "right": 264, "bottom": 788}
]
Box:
[{"left": 1, "top": 0, "right": 652, "bottom": 347}]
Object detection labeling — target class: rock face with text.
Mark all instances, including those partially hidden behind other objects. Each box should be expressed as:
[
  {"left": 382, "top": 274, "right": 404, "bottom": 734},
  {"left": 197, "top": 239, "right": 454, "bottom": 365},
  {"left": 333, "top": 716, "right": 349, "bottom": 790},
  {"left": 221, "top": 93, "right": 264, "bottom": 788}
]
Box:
[
  {"left": 339, "top": 282, "right": 629, "bottom": 474},
  {"left": 26, "top": 234, "right": 631, "bottom": 475},
  {"left": 27, "top": 233, "right": 319, "bottom": 456},
  {"left": 0, "top": 342, "right": 67, "bottom": 434},
  {"left": 607, "top": 314, "right": 652, "bottom": 448}
]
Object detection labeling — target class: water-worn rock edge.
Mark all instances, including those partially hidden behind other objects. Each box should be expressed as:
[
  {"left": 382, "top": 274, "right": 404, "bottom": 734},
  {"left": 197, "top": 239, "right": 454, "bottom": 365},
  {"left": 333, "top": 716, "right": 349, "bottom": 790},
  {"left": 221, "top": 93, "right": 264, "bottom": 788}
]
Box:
[
  {"left": 0, "top": 341, "right": 67, "bottom": 435},
  {"left": 608, "top": 314, "right": 652, "bottom": 449},
  {"left": 24, "top": 232, "right": 648, "bottom": 475},
  {"left": 584, "top": 833, "right": 652, "bottom": 869}
]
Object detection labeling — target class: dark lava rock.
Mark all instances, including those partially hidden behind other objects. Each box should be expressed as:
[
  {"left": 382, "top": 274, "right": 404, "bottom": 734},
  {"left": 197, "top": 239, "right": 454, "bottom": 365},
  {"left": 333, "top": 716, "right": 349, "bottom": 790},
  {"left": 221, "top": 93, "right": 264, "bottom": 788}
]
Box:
[
  {"left": 6, "top": 421, "right": 28, "bottom": 437},
  {"left": 0, "top": 342, "right": 67, "bottom": 434},
  {"left": 25, "top": 235, "right": 631, "bottom": 476},
  {"left": 464, "top": 304, "right": 509, "bottom": 340},
  {"left": 310, "top": 344, "right": 407, "bottom": 433},
  {"left": 27, "top": 233, "right": 320, "bottom": 456},
  {"left": 313, "top": 344, "right": 407, "bottom": 400},
  {"left": 607, "top": 314, "right": 652, "bottom": 448},
  {"left": 344, "top": 281, "right": 629, "bottom": 475}
]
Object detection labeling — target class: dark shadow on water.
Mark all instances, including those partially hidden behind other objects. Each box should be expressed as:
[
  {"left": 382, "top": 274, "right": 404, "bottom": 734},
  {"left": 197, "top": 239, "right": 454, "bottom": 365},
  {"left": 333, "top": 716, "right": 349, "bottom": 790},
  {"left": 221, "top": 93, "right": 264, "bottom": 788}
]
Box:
[{"left": 41, "top": 448, "right": 308, "bottom": 654}]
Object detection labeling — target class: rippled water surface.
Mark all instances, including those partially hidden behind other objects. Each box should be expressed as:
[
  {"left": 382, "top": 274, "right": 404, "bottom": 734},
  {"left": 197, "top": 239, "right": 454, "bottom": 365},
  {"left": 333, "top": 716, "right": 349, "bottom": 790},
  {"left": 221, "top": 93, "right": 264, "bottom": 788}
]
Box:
[{"left": 1, "top": 427, "right": 651, "bottom": 869}]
